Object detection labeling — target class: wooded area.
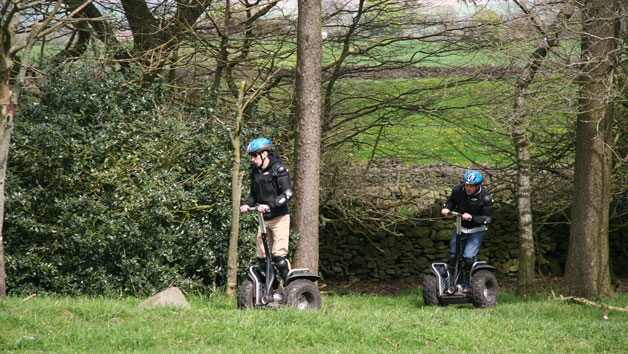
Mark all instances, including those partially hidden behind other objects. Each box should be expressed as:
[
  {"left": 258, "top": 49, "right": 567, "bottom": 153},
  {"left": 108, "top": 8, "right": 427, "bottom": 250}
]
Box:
[{"left": 0, "top": 0, "right": 626, "bottom": 300}]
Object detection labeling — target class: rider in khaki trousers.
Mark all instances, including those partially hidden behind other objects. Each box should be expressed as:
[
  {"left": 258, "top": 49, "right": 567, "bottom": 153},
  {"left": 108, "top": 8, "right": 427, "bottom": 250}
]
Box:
[{"left": 240, "top": 138, "right": 294, "bottom": 283}]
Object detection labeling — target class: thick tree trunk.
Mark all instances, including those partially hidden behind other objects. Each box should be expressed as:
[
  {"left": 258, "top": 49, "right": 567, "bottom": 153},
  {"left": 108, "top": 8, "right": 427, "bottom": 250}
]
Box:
[
  {"left": 564, "top": 0, "right": 618, "bottom": 299},
  {"left": 226, "top": 82, "right": 245, "bottom": 298},
  {"left": 292, "top": 0, "right": 322, "bottom": 272}
]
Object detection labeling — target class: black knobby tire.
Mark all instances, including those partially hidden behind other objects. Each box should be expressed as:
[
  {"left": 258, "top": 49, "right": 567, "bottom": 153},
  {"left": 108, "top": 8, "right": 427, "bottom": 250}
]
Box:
[
  {"left": 422, "top": 273, "right": 441, "bottom": 306},
  {"left": 282, "top": 279, "right": 322, "bottom": 310},
  {"left": 471, "top": 270, "right": 498, "bottom": 308},
  {"left": 237, "top": 279, "right": 256, "bottom": 309}
]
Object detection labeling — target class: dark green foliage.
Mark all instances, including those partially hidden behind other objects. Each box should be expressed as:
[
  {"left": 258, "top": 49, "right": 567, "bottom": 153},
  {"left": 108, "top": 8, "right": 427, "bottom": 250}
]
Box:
[{"left": 5, "top": 64, "right": 258, "bottom": 296}]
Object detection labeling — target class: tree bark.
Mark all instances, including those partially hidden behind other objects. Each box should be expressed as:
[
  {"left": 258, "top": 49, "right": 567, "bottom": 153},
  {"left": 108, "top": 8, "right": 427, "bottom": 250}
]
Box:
[
  {"left": 514, "top": 124, "right": 535, "bottom": 296},
  {"left": 210, "top": 0, "right": 232, "bottom": 107},
  {"left": 292, "top": 0, "right": 322, "bottom": 272},
  {"left": 512, "top": 2, "right": 574, "bottom": 296},
  {"left": 0, "top": 83, "right": 12, "bottom": 299},
  {"left": 226, "top": 82, "right": 245, "bottom": 298},
  {"left": 0, "top": 5, "right": 19, "bottom": 299},
  {"left": 0, "top": 0, "right": 74, "bottom": 298},
  {"left": 56, "top": 0, "right": 127, "bottom": 63},
  {"left": 564, "top": 0, "right": 618, "bottom": 299},
  {"left": 52, "top": 21, "right": 92, "bottom": 64},
  {"left": 117, "top": 0, "right": 212, "bottom": 77}
]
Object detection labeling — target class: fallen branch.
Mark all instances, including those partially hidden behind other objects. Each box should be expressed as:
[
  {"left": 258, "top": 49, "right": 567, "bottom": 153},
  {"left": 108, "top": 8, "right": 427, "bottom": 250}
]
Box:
[
  {"left": 21, "top": 294, "right": 37, "bottom": 303},
  {"left": 558, "top": 295, "right": 627, "bottom": 313}
]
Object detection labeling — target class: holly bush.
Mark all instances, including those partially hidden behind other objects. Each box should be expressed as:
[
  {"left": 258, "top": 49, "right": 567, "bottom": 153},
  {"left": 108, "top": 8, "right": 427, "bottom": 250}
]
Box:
[{"left": 5, "top": 63, "right": 258, "bottom": 296}]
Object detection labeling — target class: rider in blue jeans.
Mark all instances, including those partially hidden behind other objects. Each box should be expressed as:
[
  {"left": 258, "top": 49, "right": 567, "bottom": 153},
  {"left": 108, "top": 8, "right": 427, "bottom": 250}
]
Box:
[{"left": 441, "top": 170, "right": 494, "bottom": 293}]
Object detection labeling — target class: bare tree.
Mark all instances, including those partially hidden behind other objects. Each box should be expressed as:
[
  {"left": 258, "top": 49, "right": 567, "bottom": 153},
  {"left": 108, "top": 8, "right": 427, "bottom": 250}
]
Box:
[
  {"left": 318, "top": 0, "right": 481, "bottom": 157},
  {"left": 564, "top": 0, "right": 621, "bottom": 299},
  {"left": 511, "top": 0, "right": 575, "bottom": 296},
  {"left": 226, "top": 82, "right": 245, "bottom": 298},
  {"left": 225, "top": 77, "right": 282, "bottom": 297},
  {"left": 292, "top": 0, "right": 322, "bottom": 272},
  {"left": 314, "top": 1, "right": 575, "bottom": 251},
  {"left": 51, "top": 0, "right": 283, "bottom": 83},
  {"left": 52, "top": 0, "right": 128, "bottom": 64}
]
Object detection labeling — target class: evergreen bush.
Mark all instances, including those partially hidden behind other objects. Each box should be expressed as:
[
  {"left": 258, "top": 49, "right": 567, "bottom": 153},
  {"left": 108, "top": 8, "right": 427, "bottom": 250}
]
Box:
[{"left": 5, "top": 63, "right": 258, "bottom": 296}]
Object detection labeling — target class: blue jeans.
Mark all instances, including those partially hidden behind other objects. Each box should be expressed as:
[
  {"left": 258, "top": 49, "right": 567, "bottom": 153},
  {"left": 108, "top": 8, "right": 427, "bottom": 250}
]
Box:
[{"left": 449, "top": 228, "right": 485, "bottom": 288}]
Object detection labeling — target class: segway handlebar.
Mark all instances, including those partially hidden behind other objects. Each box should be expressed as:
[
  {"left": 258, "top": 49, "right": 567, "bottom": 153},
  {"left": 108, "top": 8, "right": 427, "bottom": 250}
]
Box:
[
  {"left": 243, "top": 205, "right": 270, "bottom": 213},
  {"left": 447, "top": 211, "right": 463, "bottom": 237}
]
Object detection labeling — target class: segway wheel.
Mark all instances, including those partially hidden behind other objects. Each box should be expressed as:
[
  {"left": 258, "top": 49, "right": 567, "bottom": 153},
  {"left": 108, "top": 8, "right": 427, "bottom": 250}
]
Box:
[
  {"left": 471, "top": 270, "right": 498, "bottom": 308},
  {"left": 282, "top": 279, "right": 322, "bottom": 310},
  {"left": 237, "top": 279, "right": 255, "bottom": 309},
  {"left": 421, "top": 273, "right": 441, "bottom": 306}
]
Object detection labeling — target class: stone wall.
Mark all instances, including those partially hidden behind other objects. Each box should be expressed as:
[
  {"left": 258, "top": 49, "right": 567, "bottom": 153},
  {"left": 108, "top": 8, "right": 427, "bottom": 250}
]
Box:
[
  {"left": 318, "top": 160, "right": 628, "bottom": 280},
  {"left": 319, "top": 205, "right": 628, "bottom": 280}
]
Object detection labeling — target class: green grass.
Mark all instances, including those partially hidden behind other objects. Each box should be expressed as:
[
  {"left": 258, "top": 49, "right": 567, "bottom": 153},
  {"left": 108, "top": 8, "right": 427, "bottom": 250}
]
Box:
[
  {"left": 335, "top": 77, "right": 509, "bottom": 165},
  {"left": 334, "top": 74, "right": 574, "bottom": 166},
  {"left": 2, "top": 290, "right": 627, "bottom": 353},
  {"left": 322, "top": 40, "right": 503, "bottom": 68}
]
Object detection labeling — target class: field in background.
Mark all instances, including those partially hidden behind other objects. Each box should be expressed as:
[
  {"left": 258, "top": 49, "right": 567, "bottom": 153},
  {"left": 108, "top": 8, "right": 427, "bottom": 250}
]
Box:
[
  {"left": 337, "top": 77, "right": 507, "bottom": 166},
  {"left": 336, "top": 73, "right": 574, "bottom": 167}
]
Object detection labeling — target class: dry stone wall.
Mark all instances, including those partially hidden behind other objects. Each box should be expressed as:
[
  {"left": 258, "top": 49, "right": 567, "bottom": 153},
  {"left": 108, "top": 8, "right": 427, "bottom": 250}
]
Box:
[
  {"left": 319, "top": 206, "right": 523, "bottom": 280},
  {"left": 318, "top": 160, "right": 628, "bottom": 281},
  {"left": 320, "top": 204, "right": 628, "bottom": 281}
]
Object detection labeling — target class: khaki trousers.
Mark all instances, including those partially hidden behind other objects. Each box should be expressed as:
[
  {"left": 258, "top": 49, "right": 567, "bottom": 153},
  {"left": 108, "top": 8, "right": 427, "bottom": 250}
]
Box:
[{"left": 256, "top": 214, "right": 290, "bottom": 258}]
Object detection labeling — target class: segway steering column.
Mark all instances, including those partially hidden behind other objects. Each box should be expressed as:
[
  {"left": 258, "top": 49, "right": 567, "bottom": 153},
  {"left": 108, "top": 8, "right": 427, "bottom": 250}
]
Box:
[
  {"left": 448, "top": 211, "right": 463, "bottom": 295},
  {"left": 246, "top": 205, "right": 276, "bottom": 304}
]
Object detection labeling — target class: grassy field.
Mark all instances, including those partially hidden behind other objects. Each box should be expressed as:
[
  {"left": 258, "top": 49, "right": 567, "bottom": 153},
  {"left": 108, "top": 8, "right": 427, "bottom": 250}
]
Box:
[
  {"left": 334, "top": 73, "right": 574, "bottom": 167},
  {"left": 2, "top": 289, "right": 627, "bottom": 353},
  {"left": 336, "top": 77, "right": 511, "bottom": 166}
]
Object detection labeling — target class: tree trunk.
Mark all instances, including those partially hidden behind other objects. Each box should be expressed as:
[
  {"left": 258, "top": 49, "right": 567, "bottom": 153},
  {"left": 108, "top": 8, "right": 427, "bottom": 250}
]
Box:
[
  {"left": 292, "top": 0, "right": 322, "bottom": 272},
  {"left": 226, "top": 82, "right": 245, "bottom": 298},
  {"left": 0, "top": 0, "right": 79, "bottom": 298},
  {"left": 564, "top": 0, "right": 618, "bottom": 299},
  {"left": 514, "top": 120, "right": 535, "bottom": 296},
  {"left": 511, "top": 2, "right": 574, "bottom": 296},
  {"left": 512, "top": 59, "right": 537, "bottom": 297},
  {"left": 0, "top": 80, "right": 12, "bottom": 299},
  {"left": 209, "top": 0, "right": 231, "bottom": 107},
  {"left": 0, "top": 9, "right": 18, "bottom": 299}
]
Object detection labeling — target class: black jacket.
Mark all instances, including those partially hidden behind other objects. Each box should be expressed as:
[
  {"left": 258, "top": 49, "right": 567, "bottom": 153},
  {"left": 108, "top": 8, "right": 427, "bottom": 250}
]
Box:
[
  {"left": 444, "top": 184, "right": 494, "bottom": 229},
  {"left": 244, "top": 153, "right": 293, "bottom": 219}
]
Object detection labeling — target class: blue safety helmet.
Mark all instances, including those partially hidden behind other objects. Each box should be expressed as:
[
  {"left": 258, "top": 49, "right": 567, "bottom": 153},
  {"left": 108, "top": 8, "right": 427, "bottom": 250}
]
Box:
[
  {"left": 463, "top": 170, "right": 483, "bottom": 185},
  {"left": 246, "top": 138, "right": 273, "bottom": 155}
]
